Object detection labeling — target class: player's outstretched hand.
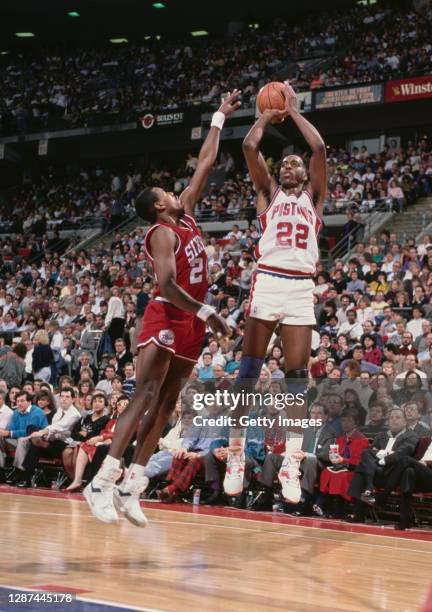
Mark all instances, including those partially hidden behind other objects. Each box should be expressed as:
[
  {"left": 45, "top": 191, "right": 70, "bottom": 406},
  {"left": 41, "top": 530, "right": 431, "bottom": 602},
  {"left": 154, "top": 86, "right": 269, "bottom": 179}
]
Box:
[
  {"left": 283, "top": 81, "right": 299, "bottom": 114},
  {"left": 218, "top": 89, "right": 242, "bottom": 117},
  {"left": 207, "top": 313, "right": 230, "bottom": 337}
]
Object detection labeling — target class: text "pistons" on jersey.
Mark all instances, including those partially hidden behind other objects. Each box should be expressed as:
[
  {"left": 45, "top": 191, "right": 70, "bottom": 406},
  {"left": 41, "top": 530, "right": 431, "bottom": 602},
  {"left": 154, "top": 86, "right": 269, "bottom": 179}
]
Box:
[
  {"left": 271, "top": 201, "right": 314, "bottom": 225},
  {"left": 184, "top": 235, "right": 206, "bottom": 264}
]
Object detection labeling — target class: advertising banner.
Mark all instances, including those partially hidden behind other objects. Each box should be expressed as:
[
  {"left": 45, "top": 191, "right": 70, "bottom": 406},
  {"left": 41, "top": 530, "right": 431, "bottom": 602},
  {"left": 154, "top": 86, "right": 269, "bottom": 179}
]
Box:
[
  {"left": 385, "top": 75, "right": 432, "bottom": 103},
  {"left": 314, "top": 84, "right": 383, "bottom": 110}
]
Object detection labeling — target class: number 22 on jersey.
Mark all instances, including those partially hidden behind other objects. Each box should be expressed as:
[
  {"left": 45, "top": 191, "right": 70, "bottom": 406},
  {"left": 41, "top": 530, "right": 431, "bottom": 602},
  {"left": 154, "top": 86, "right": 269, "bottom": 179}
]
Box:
[{"left": 275, "top": 222, "right": 309, "bottom": 249}]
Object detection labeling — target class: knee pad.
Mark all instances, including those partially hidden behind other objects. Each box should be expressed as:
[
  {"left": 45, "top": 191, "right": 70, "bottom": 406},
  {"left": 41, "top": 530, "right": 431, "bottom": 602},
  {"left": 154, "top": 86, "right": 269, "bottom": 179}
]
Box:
[
  {"left": 238, "top": 356, "right": 264, "bottom": 380},
  {"left": 233, "top": 356, "right": 265, "bottom": 397}
]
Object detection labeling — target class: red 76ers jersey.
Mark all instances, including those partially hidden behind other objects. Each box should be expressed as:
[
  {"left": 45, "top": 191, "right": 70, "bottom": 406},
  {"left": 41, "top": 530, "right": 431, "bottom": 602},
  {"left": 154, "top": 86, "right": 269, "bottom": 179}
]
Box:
[
  {"left": 143, "top": 214, "right": 208, "bottom": 302},
  {"left": 256, "top": 187, "right": 321, "bottom": 277}
]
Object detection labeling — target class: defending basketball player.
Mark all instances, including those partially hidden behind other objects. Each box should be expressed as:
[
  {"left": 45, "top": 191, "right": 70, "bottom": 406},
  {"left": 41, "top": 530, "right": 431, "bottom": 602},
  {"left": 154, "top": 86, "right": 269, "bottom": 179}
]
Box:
[
  {"left": 223, "top": 83, "right": 327, "bottom": 498},
  {"left": 84, "top": 90, "right": 241, "bottom": 525}
]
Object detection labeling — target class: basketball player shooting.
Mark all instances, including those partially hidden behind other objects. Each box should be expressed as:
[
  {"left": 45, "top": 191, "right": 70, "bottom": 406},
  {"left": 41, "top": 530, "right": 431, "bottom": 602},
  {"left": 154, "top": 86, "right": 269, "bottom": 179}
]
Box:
[
  {"left": 84, "top": 90, "right": 241, "bottom": 526},
  {"left": 223, "top": 82, "right": 327, "bottom": 497}
]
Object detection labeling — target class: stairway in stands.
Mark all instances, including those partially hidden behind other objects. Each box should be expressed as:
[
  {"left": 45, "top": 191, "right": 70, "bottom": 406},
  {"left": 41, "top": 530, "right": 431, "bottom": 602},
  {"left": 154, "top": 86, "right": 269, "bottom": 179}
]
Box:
[
  {"left": 92, "top": 215, "right": 141, "bottom": 251},
  {"left": 385, "top": 196, "right": 432, "bottom": 242}
]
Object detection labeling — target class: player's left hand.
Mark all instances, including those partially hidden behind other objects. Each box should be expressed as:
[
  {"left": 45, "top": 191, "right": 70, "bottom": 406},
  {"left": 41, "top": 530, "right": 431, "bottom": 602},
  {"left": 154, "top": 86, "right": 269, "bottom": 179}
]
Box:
[
  {"left": 218, "top": 89, "right": 242, "bottom": 117},
  {"left": 207, "top": 312, "right": 230, "bottom": 337},
  {"left": 283, "top": 81, "right": 299, "bottom": 114}
]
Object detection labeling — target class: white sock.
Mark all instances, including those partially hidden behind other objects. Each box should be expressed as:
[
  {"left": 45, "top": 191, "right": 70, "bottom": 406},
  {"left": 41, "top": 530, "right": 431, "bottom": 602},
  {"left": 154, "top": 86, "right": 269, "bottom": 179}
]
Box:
[
  {"left": 228, "top": 429, "right": 246, "bottom": 454},
  {"left": 98, "top": 455, "right": 121, "bottom": 477},
  {"left": 120, "top": 463, "right": 146, "bottom": 489}
]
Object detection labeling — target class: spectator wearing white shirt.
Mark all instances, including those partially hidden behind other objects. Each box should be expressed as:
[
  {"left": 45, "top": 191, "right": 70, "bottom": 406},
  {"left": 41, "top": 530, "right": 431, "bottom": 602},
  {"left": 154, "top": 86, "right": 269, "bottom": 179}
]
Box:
[
  {"left": 338, "top": 310, "right": 364, "bottom": 342},
  {"left": 406, "top": 306, "right": 427, "bottom": 341},
  {"left": 96, "top": 365, "right": 116, "bottom": 396},
  {"left": 21, "top": 387, "right": 81, "bottom": 486},
  {"left": 105, "top": 286, "right": 125, "bottom": 346}
]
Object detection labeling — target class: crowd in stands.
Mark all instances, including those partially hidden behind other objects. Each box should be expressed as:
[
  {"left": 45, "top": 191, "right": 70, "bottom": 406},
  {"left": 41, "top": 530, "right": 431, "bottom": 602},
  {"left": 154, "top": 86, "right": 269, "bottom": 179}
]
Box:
[
  {"left": 1, "top": 139, "right": 431, "bottom": 257},
  {"left": 0, "top": 1, "right": 431, "bottom": 135},
  {"left": 0, "top": 148, "right": 432, "bottom": 529}
]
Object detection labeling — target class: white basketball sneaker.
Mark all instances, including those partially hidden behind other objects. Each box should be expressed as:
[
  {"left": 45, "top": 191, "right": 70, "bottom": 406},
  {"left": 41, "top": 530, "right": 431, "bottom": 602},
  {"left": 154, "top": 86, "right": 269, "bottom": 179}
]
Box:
[
  {"left": 83, "top": 468, "right": 122, "bottom": 524},
  {"left": 113, "top": 476, "right": 149, "bottom": 527},
  {"left": 278, "top": 456, "right": 301, "bottom": 504},
  {"left": 223, "top": 451, "right": 245, "bottom": 496}
]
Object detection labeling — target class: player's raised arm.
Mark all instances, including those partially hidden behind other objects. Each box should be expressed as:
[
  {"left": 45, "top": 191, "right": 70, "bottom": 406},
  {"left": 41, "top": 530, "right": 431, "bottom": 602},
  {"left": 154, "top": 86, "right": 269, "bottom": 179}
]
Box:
[
  {"left": 181, "top": 90, "right": 241, "bottom": 217},
  {"left": 284, "top": 83, "right": 327, "bottom": 217},
  {"left": 150, "top": 226, "right": 229, "bottom": 336},
  {"left": 242, "top": 110, "right": 286, "bottom": 213}
]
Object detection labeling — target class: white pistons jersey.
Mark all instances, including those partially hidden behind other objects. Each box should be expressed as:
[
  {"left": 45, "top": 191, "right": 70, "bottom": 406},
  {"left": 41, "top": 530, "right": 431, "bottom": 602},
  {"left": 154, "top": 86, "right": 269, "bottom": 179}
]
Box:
[{"left": 256, "top": 187, "right": 321, "bottom": 277}]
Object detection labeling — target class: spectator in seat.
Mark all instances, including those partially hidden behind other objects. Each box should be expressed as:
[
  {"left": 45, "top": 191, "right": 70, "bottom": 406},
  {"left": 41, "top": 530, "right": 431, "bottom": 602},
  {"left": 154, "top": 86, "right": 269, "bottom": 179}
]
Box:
[
  {"left": 62, "top": 392, "right": 109, "bottom": 485},
  {"left": 403, "top": 401, "right": 432, "bottom": 437},
  {"left": 114, "top": 338, "right": 133, "bottom": 378},
  {"left": 73, "top": 351, "right": 98, "bottom": 385},
  {"left": 198, "top": 353, "right": 214, "bottom": 381},
  {"left": 319, "top": 409, "right": 369, "bottom": 517},
  {"left": 0, "top": 391, "right": 48, "bottom": 484},
  {"left": 406, "top": 306, "right": 427, "bottom": 341},
  {"left": 20, "top": 387, "right": 81, "bottom": 487},
  {"left": 95, "top": 364, "right": 116, "bottom": 395},
  {"left": 360, "top": 401, "right": 388, "bottom": 443},
  {"left": 388, "top": 178, "right": 405, "bottom": 213},
  {"left": 321, "top": 393, "right": 344, "bottom": 435},
  {"left": 156, "top": 403, "right": 226, "bottom": 503},
  {"left": 0, "top": 342, "right": 27, "bottom": 389},
  {"left": 65, "top": 395, "right": 129, "bottom": 491},
  {"left": 105, "top": 286, "right": 125, "bottom": 347},
  {"left": 142, "top": 406, "right": 195, "bottom": 485},
  {"left": 32, "top": 330, "right": 54, "bottom": 383},
  {"left": 338, "top": 310, "right": 363, "bottom": 342},
  {"left": 122, "top": 362, "right": 136, "bottom": 397},
  {"left": 393, "top": 355, "right": 428, "bottom": 391},
  {"left": 267, "top": 357, "right": 285, "bottom": 380},
  {"left": 362, "top": 334, "right": 382, "bottom": 366},
  {"left": 347, "top": 407, "right": 419, "bottom": 521},
  {"left": 399, "top": 333, "right": 418, "bottom": 359},
  {"left": 343, "top": 389, "right": 367, "bottom": 426},
  {"left": 255, "top": 403, "right": 336, "bottom": 515},
  {"left": 375, "top": 435, "right": 432, "bottom": 529}
]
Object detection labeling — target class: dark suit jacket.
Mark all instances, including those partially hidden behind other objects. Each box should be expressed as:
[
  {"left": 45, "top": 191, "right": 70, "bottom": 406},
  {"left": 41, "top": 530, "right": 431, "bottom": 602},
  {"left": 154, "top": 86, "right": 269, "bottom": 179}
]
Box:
[
  {"left": 301, "top": 423, "right": 337, "bottom": 464},
  {"left": 409, "top": 422, "right": 432, "bottom": 438},
  {"left": 371, "top": 430, "right": 419, "bottom": 466}
]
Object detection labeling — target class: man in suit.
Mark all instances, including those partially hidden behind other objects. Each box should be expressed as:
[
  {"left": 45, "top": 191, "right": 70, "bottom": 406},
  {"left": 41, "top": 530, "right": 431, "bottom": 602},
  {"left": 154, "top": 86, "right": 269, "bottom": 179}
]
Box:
[
  {"left": 347, "top": 407, "right": 418, "bottom": 520},
  {"left": 375, "top": 435, "right": 432, "bottom": 529},
  {"left": 403, "top": 401, "right": 432, "bottom": 437},
  {"left": 253, "top": 402, "right": 337, "bottom": 514}
]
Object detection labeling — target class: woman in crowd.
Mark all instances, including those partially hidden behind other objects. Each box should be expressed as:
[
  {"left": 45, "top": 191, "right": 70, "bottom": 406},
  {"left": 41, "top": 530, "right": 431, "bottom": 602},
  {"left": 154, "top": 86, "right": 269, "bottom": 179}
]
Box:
[
  {"left": 32, "top": 330, "right": 54, "bottom": 383},
  {"left": 64, "top": 393, "right": 123, "bottom": 491},
  {"left": 319, "top": 409, "right": 369, "bottom": 517},
  {"left": 62, "top": 392, "right": 109, "bottom": 483}
]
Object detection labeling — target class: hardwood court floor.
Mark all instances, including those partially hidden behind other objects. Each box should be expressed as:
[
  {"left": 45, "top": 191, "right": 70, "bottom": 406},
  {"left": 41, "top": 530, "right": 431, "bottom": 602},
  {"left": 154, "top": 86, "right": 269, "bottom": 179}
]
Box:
[{"left": 0, "top": 489, "right": 431, "bottom": 612}]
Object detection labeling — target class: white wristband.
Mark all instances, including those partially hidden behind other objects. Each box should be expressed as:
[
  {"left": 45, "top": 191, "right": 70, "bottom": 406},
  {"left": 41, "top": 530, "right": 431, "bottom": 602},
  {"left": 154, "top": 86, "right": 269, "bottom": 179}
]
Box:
[
  {"left": 196, "top": 304, "right": 216, "bottom": 321},
  {"left": 211, "top": 111, "right": 225, "bottom": 130}
]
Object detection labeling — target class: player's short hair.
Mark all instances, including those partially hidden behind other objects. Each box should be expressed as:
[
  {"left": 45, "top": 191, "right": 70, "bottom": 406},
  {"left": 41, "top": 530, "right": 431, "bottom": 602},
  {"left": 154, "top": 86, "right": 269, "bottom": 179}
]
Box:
[{"left": 135, "top": 188, "right": 159, "bottom": 223}]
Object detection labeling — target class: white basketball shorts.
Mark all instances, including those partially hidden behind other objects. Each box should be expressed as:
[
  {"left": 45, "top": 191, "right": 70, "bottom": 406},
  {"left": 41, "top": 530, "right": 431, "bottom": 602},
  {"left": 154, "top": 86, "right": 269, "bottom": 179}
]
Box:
[{"left": 248, "top": 272, "right": 316, "bottom": 326}]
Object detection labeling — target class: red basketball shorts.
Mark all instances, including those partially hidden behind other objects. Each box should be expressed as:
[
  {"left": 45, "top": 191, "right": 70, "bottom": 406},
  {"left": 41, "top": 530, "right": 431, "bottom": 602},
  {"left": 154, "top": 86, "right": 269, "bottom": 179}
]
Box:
[{"left": 137, "top": 300, "right": 206, "bottom": 362}]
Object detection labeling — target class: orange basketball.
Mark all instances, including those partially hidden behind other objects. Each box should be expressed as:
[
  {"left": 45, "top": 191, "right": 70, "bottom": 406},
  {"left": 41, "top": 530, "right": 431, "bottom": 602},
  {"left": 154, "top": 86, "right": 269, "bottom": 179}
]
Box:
[{"left": 257, "top": 81, "right": 286, "bottom": 114}]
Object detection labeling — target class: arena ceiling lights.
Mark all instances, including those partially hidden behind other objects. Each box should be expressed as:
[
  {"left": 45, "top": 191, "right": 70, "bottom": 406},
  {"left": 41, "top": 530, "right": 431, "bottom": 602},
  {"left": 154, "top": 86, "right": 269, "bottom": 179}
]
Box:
[
  {"left": 15, "top": 32, "right": 34, "bottom": 37},
  {"left": 110, "top": 37, "right": 129, "bottom": 44},
  {"left": 191, "top": 30, "right": 208, "bottom": 37},
  {"left": 67, "top": 11, "right": 80, "bottom": 18},
  {"left": 152, "top": 2, "right": 165, "bottom": 8}
]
